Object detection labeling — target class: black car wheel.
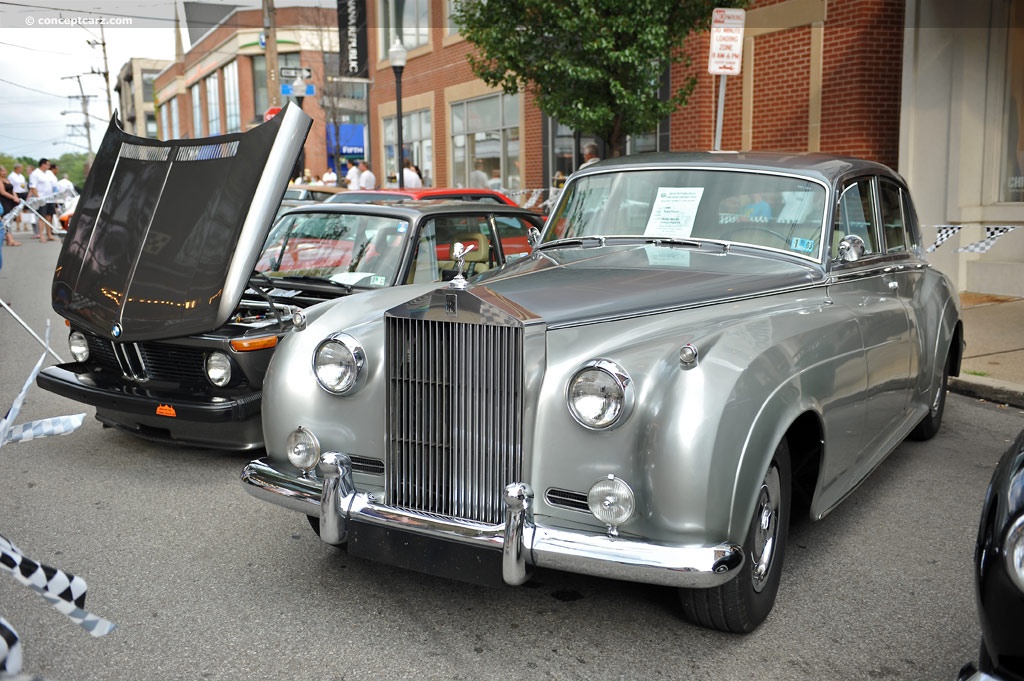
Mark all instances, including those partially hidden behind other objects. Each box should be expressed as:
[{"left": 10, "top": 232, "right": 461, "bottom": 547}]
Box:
[
  {"left": 909, "top": 351, "right": 949, "bottom": 441},
  {"left": 679, "top": 438, "right": 791, "bottom": 633}
]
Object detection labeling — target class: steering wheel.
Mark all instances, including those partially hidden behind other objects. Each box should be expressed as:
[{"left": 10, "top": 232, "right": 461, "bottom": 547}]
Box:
[{"left": 718, "top": 225, "right": 790, "bottom": 247}]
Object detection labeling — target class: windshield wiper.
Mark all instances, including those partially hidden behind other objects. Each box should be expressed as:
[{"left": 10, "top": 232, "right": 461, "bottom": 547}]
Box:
[
  {"left": 534, "top": 235, "right": 606, "bottom": 251},
  {"left": 272, "top": 275, "right": 355, "bottom": 293}
]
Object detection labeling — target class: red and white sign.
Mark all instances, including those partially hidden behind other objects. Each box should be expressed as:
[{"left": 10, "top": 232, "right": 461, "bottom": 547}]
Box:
[
  {"left": 708, "top": 7, "right": 746, "bottom": 75},
  {"left": 263, "top": 106, "right": 283, "bottom": 122}
]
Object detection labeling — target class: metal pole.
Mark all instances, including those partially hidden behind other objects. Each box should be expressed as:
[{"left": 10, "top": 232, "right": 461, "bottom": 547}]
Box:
[
  {"left": 714, "top": 75, "right": 727, "bottom": 151},
  {"left": 265, "top": 0, "right": 280, "bottom": 108},
  {"left": 394, "top": 65, "right": 404, "bottom": 188},
  {"left": 0, "top": 299, "right": 65, "bottom": 363}
]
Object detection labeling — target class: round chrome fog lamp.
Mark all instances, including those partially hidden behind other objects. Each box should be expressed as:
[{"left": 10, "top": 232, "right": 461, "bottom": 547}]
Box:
[
  {"left": 286, "top": 426, "right": 320, "bottom": 473},
  {"left": 567, "top": 359, "right": 634, "bottom": 430},
  {"left": 68, "top": 331, "right": 90, "bottom": 362},
  {"left": 1005, "top": 515, "right": 1024, "bottom": 593},
  {"left": 205, "top": 351, "right": 232, "bottom": 387},
  {"left": 588, "top": 475, "right": 636, "bottom": 532},
  {"left": 313, "top": 333, "right": 365, "bottom": 395}
]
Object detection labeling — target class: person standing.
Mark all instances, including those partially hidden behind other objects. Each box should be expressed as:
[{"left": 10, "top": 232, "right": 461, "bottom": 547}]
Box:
[
  {"left": 578, "top": 143, "right": 601, "bottom": 170},
  {"left": 402, "top": 158, "right": 423, "bottom": 189},
  {"left": 0, "top": 166, "right": 21, "bottom": 246},
  {"left": 9, "top": 162, "right": 27, "bottom": 235},
  {"left": 344, "top": 158, "right": 360, "bottom": 190},
  {"left": 357, "top": 160, "right": 377, "bottom": 190},
  {"left": 469, "top": 159, "right": 489, "bottom": 188},
  {"left": 322, "top": 166, "right": 337, "bottom": 187},
  {"left": 29, "top": 158, "right": 57, "bottom": 242}
]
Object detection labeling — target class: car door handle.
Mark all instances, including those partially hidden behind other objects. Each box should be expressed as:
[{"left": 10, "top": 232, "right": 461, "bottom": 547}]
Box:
[{"left": 888, "top": 280, "right": 899, "bottom": 290}]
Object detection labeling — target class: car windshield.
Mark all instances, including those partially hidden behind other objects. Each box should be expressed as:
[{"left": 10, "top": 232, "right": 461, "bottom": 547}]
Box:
[
  {"left": 546, "top": 169, "right": 828, "bottom": 260},
  {"left": 255, "top": 213, "right": 411, "bottom": 288}
]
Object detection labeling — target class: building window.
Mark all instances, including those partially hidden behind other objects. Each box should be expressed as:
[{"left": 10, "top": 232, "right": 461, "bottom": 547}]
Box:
[
  {"left": 252, "top": 53, "right": 301, "bottom": 123},
  {"left": 446, "top": 0, "right": 460, "bottom": 35},
  {"left": 1004, "top": 0, "right": 1024, "bottom": 202},
  {"left": 142, "top": 71, "right": 158, "bottom": 102},
  {"left": 383, "top": 109, "right": 431, "bottom": 186},
  {"left": 145, "top": 113, "right": 158, "bottom": 138},
  {"left": 191, "top": 83, "right": 202, "bottom": 137},
  {"left": 205, "top": 73, "right": 220, "bottom": 136},
  {"left": 223, "top": 61, "right": 241, "bottom": 133},
  {"left": 380, "top": 0, "right": 429, "bottom": 58},
  {"left": 171, "top": 97, "right": 180, "bottom": 138},
  {"left": 451, "top": 93, "right": 519, "bottom": 191}
]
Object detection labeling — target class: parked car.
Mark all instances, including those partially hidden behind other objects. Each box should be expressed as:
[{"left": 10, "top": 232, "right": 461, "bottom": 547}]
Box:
[
  {"left": 241, "top": 152, "right": 963, "bottom": 632},
  {"left": 282, "top": 184, "right": 348, "bottom": 202},
  {"left": 958, "top": 429, "right": 1024, "bottom": 681},
  {"left": 325, "top": 187, "right": 518, "bottom": 206},
  {"left": 36, "top": 105, "right": 544, "bottom": 451}
]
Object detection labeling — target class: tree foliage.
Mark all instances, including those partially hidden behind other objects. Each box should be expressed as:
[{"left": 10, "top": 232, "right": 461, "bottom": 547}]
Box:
[{"left": 452, "top": 0, "right": 746, "bottom": 158}]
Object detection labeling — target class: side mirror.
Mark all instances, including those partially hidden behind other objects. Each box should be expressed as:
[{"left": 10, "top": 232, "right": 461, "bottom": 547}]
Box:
[
  {"left": 527, "top": 226, "right": 541, "bottom": 248},
  {"left": 836, "top": 234, "right": 866, "bottom": 262}
]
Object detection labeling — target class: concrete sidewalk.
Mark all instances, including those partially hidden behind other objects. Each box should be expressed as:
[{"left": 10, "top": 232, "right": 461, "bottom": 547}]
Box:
[{"left": 951, "top": 293, "right": 1024, "bottom": 409}]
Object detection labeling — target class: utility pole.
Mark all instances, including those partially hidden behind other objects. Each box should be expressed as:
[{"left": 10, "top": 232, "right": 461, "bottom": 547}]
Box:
[
  {"left": 61, "top": 74, "right": 95, "bottom": 153},
  {"left": 86, "top": 26, "right": 113, "bottom": 119},
  {"left": 264, "top": 0, "right": 280, "bottom": 108}
]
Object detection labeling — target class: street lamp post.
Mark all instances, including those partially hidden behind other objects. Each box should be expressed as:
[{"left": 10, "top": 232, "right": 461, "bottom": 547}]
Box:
[{"left": 389, "top": 39, "right": 407, "bottom": 189}]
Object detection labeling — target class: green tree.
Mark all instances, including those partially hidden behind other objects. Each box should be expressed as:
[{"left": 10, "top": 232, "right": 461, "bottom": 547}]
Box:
[{"left": 452, "top": 0, "right": 746, "bottom": 158}]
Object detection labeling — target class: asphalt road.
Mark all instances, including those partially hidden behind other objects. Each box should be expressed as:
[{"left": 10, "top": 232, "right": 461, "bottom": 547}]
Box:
[{"left": 2, "top": 239, "right": 1023, "bottom": 681}]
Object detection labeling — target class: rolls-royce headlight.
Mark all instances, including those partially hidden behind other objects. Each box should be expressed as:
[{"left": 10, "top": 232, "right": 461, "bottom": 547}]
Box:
[
  {"left": 69, "top": 331, "right": 89, "bottom": 362},
  {"left": 567, "top": 359, "right": 634, "bottom": 430},
  {"left": 286, "top": 427, "right": 320, "bottom": 472},
  {"left": 205, "top": 351, "right": 232, "bottom": 387},
  {"left": 588, "top": 476, "right": 636, "bottom": 530},
  {"left": 313, "top": 333, "right": 365, "bottom": 395},
  {"left": 1006, "top": 515, "right": 1024, "bottom": 593}
]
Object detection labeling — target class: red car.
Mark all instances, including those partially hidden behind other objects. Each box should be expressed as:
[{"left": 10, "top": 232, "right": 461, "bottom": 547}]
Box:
[{"left": 324, "top": 187, "right": 519, "bottom": 206}]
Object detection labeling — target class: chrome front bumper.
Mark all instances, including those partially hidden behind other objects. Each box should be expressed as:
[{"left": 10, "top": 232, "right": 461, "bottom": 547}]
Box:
[{"left": 241, "top": 454, "right": 744, "bottom": 589}]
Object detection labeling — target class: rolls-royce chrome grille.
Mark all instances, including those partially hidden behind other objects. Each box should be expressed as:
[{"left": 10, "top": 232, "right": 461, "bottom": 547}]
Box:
[{"left": 385, "top": 316, "right": 524, "bottom": 525}]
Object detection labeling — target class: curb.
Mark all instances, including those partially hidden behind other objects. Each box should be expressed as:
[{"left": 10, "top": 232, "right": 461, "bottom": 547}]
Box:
[{"left": 950, "top": 376, "right": 1024, "bottom": 410}]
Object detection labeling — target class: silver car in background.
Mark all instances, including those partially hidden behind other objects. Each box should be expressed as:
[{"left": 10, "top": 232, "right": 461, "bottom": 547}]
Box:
[{"left": 242, "top": 153, "right": 962, "bottom": 633}]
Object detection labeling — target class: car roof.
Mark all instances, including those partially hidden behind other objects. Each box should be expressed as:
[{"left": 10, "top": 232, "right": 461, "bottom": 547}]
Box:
[
  {"left": 574, "top": 151, "right": 904, "bottom": 185},
  {"left": 325, "top": 187, "right": 515, "bottom": 204}
]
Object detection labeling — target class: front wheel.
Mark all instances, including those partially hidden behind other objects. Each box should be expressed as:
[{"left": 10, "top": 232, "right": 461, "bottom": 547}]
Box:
[{"left": 679, "top": 439, "right": 791, "bottom": 633}]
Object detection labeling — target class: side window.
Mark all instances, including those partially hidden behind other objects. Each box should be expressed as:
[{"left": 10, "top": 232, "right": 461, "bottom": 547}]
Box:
[
  {"left": 835, "top": 178, "right": 879, "bottom": 256},
  {"left": 492, "top": 215, "right": 536, "bottom": 261},
  {"left": 879, "top": 180, "right": 907, "bottom": 253}
]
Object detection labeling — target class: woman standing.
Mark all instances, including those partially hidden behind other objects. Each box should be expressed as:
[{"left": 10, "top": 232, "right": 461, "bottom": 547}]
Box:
[{"left": 0, "top": 166, "right": 21, "bottom": 247}]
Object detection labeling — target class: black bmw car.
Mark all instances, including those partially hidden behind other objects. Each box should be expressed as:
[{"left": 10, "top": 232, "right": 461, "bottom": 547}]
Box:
[{"left": 959, "top": 428, "right": 1024, "bottom": 681}]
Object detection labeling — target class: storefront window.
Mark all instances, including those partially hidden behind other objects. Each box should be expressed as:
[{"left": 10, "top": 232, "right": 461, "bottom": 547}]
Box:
[
  {"left": 223, "top": 61, "right": 241, "bottom": 133},
  {"left": 381, "top": 0, "right": 429, "bottom": 57},
  {"left": 383, "top": 109, "right": 432, "bottom": 186},
  {"left": 451, "top": 93, "right": 519, "bottom": 190},
  {"left": 1003, "top": 0, "right": 1024, "bottom": 202}
]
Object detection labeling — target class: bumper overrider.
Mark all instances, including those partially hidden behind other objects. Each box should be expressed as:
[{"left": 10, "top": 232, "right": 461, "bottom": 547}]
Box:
[{"left": 241, "top": 453, "right": 745, "bottom": 589}]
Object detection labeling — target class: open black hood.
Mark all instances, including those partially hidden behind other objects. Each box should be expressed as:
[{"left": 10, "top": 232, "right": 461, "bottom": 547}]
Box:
[{"left": 52, "top": 104, "right": 311, "bottom": 342}]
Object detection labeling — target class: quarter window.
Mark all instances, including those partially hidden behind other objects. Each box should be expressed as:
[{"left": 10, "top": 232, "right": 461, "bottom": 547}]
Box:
[
  {"left": 879, "top": 180, "right": 907, "bottom": 253},
  {"left": 836, "top": 179, "right": 879, "bottom": 255}
]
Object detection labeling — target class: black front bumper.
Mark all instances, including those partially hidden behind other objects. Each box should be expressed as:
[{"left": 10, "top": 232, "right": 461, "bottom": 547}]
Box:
[{"left": 37, "top": 364, "right": 264, "bottom": 451}]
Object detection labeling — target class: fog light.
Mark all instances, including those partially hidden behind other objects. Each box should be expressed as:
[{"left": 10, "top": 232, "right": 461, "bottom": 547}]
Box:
[
  {"left": 286, "top": 427, "right": 320, "bottom": 473},
  {"left": 205, "top": 351, "right": 232, "bottom": 387},
  {"left": 588, "top": 475, "right": 635, "bottom": 532},
  {"left": 69, "top": 331, "right": 89, "bottom": 362},
  {"left": 1006, "top": 515, "right": 1024, "bottom": 593}
]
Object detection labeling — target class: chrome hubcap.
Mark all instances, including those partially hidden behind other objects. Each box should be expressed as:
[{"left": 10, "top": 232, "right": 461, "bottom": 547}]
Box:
[{"left": 751, "top": 464, "right": 781, "bottom": 593}]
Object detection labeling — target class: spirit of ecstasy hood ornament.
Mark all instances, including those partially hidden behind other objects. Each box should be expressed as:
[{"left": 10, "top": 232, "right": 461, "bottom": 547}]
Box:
[{"left": 447, "top": 240, "right": 477, "bottom": 290}]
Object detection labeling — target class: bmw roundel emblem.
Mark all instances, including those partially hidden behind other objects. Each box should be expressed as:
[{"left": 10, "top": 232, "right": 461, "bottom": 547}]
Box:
[{"left": 111, "top": 323, "right": 122, "bottom": 338}]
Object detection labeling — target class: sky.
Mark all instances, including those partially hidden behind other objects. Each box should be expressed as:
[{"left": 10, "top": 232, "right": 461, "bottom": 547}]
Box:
[{"left": 0, "top": 0, "right": 331, "bottom": 160}]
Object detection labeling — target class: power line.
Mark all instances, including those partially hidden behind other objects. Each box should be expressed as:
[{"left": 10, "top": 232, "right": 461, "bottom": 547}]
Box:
[{"left": 0, "top": 76, "right": 64, "bottom": 98}]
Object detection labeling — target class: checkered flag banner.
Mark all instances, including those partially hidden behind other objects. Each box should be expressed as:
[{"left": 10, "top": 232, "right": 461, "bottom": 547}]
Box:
[
  {"left": 925, "top": 224, "right": 962, "bottom": 252},
  {"left": 955, "top": 225, "right": 1020, "bottom": 253},
  {"left": 0, "top": 534, "right": 116, "bottom": 675},
  {"left": 0, "top": 322, "right": 85, "bottom": 449}
]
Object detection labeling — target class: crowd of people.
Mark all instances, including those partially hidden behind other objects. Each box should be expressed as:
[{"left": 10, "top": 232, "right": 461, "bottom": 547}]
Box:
[
  {"left": 0, "top": 157, "right": 79, "bottom": 274},
  {"left": 292, "top": 156, "right": 425, "bottom": 191}
]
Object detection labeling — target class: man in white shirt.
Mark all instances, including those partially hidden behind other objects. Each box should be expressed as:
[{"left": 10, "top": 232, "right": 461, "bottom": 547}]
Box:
[
  {"left": 29, "top": 158, "right": 57, "bottom": 242},
  {"left": 9, "top": 163, "right": 27, "bottom": 233},
  {"left": 344, "top": 159, "right": 360, "bottom": 190},
  {"left": 322, "top": 167, "right": 337, "bottom": 186},
  {"left": 357, "top": 161, "right": 377, "bottom": 190},
  {"left": 402, "top": 159, "right": 423, "bottom": 189}
]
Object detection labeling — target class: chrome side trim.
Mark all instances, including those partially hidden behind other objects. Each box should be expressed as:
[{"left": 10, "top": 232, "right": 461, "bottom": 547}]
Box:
[{"left": 241, "top": 457, "right": 745, "bottom": 589}]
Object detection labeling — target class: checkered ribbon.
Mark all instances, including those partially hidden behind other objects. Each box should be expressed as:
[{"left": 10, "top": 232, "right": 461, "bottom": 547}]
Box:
[
  {"left": 0, "top": 322, "right": 84, "bottom": 449},
  {"left": 925, "top": 224, "right": 1021, "bottom": 253},
  {"left": 955, "top": 225, "right": 1020, "bottom": 253},
  {"left": 0, "top": 534, "right": 117, "bottom": 675},
  {"left": 0, "top": 616, "right": 23, "bottom": 675}
]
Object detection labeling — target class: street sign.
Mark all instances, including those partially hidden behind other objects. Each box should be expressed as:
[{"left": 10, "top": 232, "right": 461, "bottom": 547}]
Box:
[
  {"left": 281, "top": 83, "right": 316, "bottom": 97},
  {"left": 708, "top": 8, "right": 745, "bottom": 75},
  {"left": 263, "top": 106, "right": 282, "bottom": 122},
  {"left": 280, "top": 67, "right": 313, "bottom": 80}
]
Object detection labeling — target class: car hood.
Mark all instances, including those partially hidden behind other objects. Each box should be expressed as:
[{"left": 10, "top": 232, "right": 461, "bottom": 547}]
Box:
[
  {"left": 51, "top": 105, "right": 312, "bottom": 342},
  {"left": 468, "top": 243, "right": 822, "bottom": 327}
]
